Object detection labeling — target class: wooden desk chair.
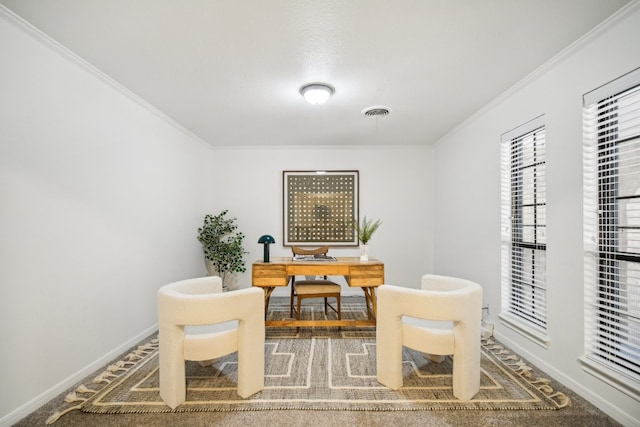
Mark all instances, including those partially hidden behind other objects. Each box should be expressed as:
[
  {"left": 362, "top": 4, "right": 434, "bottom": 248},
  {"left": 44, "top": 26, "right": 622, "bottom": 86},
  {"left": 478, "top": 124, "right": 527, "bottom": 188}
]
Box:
[{"left": 290, "top": 246, "right": 341, "bottom": 322}]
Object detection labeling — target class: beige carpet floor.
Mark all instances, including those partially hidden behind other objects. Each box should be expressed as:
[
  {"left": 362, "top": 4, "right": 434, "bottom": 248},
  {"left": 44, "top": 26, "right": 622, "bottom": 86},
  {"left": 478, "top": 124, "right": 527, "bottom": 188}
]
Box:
[{"left": 15, "top": 297, "right": 621, "bottom": 426}]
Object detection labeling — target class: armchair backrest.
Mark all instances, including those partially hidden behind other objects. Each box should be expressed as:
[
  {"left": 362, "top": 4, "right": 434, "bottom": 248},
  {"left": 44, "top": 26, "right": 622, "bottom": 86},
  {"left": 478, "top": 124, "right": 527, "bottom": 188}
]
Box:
[
  {"left": 158, "top": 276, "right": 264, "bottom": 326},
  {"left": 418, "top": 274, "right": 483, "bottom": 321},
  {"left": 378, "top": 276, "right": 481, "bottom": 323}
]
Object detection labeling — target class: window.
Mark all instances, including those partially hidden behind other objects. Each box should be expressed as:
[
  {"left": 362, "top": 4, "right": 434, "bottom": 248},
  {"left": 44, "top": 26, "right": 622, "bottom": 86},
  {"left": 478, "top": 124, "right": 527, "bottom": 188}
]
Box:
[
  {"left": 500, "top": 115, "right": 548, "bottom": 346},
  {"left": 582, "top": 68, "right": 640, "bottom": 399}
]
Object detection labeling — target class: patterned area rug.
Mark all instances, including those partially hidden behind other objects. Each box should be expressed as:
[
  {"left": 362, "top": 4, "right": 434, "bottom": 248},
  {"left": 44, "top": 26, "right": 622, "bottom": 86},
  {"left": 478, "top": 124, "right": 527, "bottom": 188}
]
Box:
[{"left": 47, "top": 300, "right": 569, "bottom": 424}]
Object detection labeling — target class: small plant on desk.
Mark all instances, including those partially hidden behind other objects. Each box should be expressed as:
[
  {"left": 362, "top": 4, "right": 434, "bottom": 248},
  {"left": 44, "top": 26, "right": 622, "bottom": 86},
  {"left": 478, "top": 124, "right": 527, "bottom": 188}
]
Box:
[
  {"left": 354, "top": 215, "right": 382, "bottom": 244},
  {"left": 354, "top": 216, "right": 382, "bottom": 261}
]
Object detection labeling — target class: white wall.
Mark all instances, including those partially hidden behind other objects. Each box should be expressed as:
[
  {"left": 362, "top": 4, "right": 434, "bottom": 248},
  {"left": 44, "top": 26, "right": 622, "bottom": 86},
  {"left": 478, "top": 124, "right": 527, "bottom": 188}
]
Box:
[
  {"left": 0, "top": 15, "right": 214, "bottom": 424},
  {"left": 2, "top": 0, "right": 637, "bottom": 423},
  {"left": 209, "top": 145, "right": 435, "bottom": 295},
  {"left": 433, "top": 4, "right": 640, "bottom": 426},
  {"left": 0, "top": 11, "right": 435, "bottom": 424}
]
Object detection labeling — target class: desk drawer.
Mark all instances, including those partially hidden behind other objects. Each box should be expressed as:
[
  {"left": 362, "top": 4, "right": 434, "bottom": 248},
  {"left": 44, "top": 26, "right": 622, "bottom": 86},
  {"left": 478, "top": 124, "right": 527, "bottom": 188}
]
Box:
[
  {"left": 252, "top": 264, "right": 288, "bottom": 287},
  {"left": 286, "top": 264, "right": 350, "bottom": 276},
  {"left": 349, "top": 264, "right": 384, "bottom": 286}
]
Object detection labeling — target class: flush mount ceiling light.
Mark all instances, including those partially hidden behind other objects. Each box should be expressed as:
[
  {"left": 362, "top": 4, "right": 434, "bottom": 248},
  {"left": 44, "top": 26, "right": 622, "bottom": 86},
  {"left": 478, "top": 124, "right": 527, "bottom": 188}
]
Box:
[{"left": 300, "top": 83, "right": 335, "bottom": 105}]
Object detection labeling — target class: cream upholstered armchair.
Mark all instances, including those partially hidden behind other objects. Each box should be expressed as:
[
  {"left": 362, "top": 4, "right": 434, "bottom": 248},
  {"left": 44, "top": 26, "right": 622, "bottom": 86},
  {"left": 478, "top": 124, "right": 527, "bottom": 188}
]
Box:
[
  {"left": 376, "top": 274, "right": 483, "bottom": 401},
  {"left": 157, "top": 276, "right": 264, "bottom": 409}
]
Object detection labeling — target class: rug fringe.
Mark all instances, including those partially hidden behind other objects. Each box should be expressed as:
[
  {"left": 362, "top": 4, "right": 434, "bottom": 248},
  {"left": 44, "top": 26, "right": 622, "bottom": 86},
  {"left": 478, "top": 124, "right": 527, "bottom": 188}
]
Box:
[
  {"left": 64, "top": 392, "right": 88, "bottom": 404},
  {"left": 482, "top": 338, "right": 571, "bottom": 408},
  {"left": 76, "top": 384, "right": 98, "bottom": 394},
  {"left": 46, "top": 337, "right": 159, "bottom": 424},
  {"left": 46, "top": 334, "right": 572, "bottom": 423},
  {"left": 45, "top": 404, "right": 83, "bottom": 425}
]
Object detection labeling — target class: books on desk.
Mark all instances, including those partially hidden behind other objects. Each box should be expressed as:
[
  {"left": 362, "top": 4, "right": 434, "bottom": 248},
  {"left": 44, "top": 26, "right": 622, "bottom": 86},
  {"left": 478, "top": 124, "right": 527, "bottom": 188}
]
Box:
[{"left": 292, "top": 254, "right": 337, "bottom": 261}]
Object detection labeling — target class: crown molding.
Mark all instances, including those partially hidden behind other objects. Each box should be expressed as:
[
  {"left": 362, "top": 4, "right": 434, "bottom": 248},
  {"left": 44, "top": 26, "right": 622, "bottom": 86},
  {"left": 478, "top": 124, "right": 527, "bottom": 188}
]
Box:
[
  {"left": 433, "top": 0, "right": 640, "bottom": 148},
  {"left": 210, "top": 143, "right": 434, "bottom": 151},
  {"left": 0, "top": 4, "right": 212, "bottom": 150}
]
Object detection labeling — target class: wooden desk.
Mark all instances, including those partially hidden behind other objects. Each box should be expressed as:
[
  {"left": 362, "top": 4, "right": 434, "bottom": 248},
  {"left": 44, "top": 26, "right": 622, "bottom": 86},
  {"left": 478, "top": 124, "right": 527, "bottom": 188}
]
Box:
[{"left": 252, "top": 257, "right": 384, "bottom": 328}]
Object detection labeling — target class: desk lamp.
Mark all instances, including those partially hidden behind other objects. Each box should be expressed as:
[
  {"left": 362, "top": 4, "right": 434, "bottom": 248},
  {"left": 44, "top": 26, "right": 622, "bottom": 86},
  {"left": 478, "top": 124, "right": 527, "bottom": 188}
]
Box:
[{"left": 257, "top": 235, "right": 276, "bottom": 262}]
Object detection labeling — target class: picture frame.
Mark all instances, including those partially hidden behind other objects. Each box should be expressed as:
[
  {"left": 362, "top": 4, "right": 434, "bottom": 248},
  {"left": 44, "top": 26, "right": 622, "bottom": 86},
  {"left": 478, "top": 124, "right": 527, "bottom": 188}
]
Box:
[{"left": 283, "top": 170, "right": 359, "bottom": 247}]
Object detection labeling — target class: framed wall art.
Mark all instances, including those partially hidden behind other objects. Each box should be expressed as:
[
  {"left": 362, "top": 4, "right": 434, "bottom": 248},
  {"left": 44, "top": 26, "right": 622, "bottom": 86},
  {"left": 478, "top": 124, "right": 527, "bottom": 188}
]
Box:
[{"left": 283, "top": 170, "right": 359, "bottom": 246}]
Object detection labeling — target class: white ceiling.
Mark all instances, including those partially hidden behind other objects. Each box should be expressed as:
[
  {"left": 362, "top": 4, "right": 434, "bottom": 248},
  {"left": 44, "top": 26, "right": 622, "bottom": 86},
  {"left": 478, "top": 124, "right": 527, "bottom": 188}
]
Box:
[{"left": 0, "top": 0, "right": 631, "bottom": 147}]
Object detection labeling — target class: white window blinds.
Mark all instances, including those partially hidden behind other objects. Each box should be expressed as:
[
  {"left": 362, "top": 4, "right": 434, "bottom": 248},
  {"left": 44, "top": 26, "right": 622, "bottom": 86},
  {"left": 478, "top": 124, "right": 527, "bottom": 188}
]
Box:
[
  {"left": 583, "top": 68, "right": 640, "bottom": 387},
  {"left": 501, "top": 116, "right": 547, "bottom": 340}
]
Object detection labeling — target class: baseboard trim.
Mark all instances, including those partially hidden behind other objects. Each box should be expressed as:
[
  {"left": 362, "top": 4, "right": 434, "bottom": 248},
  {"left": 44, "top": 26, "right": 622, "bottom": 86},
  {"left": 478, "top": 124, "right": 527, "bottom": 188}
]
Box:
[
  {"left": 0, "top": 324, "right": 158, "bottom": 427},
  {"left": 494, "top": 331, "right": 639, "bottom": 427}
]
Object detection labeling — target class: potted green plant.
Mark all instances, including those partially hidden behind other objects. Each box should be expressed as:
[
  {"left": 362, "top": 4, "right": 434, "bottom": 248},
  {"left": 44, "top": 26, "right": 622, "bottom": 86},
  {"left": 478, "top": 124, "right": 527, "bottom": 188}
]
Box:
[
  {"left": 197, "top": 210, "right": 247, "bottom": 290},
  {"left": 354, "top": 215, "right": 382, "bottom": 261}
]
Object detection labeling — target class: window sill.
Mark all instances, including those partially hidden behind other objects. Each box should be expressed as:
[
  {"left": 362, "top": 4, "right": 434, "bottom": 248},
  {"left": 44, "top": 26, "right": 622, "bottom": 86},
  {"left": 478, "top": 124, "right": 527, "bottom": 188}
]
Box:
[
  {"left": 498, "top": 313, "right": 549, "bottom": 349},
  {"left": 579, "top": 355, "right": 640, "bottom": 402}
]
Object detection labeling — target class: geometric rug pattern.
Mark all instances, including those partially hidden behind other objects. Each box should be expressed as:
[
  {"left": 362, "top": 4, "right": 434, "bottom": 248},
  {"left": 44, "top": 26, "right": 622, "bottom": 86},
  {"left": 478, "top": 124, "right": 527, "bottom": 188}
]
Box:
[{"left": 47, "top": 300, "right": 569, "bottom": 423}]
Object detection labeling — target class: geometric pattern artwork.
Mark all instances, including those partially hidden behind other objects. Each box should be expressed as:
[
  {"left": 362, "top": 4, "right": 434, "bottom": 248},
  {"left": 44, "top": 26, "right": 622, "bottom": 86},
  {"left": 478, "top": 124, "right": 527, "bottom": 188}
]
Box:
[{"left": 283, "top": 170, "right": 359, "bottom": 246}]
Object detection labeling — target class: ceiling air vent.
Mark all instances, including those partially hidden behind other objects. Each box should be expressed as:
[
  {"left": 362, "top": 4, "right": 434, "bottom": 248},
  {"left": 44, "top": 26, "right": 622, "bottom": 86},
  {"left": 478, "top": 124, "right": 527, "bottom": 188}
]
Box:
[{"left": 361, "top": 105, "right": 391, "bottom": 118}]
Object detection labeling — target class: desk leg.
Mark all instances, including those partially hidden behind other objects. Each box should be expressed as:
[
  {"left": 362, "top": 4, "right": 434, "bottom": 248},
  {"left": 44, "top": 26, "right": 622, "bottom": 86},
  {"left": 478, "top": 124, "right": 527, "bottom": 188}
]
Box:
[
  {"left": 290, "top": 276, "right": 295, "bottom": 318},
  {"left": 263, "top": 287, "right": 275, "bottom": 320},
  {"left": 370, "top": 287, "right": 377, "bottom": 319},
  {"left": 361, "top": 287, "right": 378, "bottom": 320}
]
